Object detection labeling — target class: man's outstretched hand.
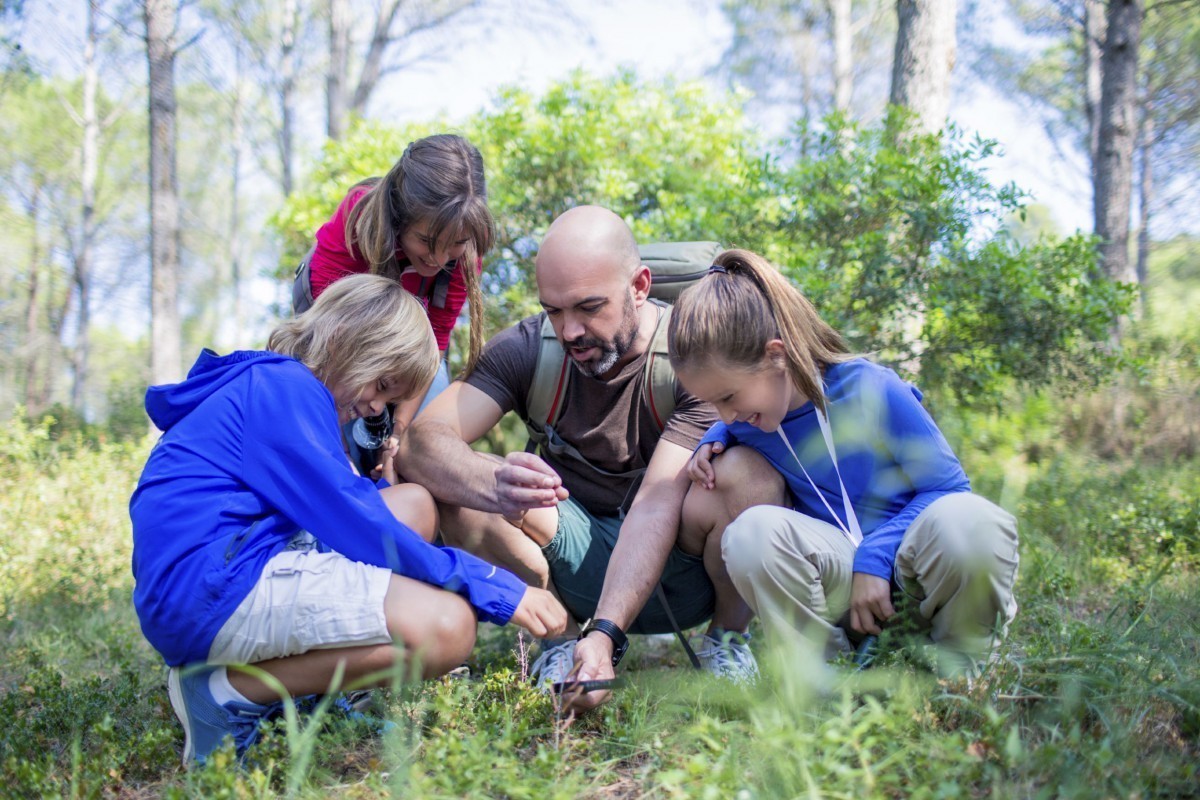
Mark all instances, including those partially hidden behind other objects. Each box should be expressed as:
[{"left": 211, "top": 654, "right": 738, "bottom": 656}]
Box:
[
  {"left": 560, "top": 632, "right": 616, "bottom": 714},
  {"left": 511, "top": 587, "right": 569, "bottom": 639},
  {"left": 494, "top": 452, "right": 569, "bottom": 521}
]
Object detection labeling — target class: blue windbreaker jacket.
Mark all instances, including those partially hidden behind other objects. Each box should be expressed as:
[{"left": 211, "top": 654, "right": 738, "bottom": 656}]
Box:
[
  {"left": 698, "top": 359, "right": 971, "bottom": 582},
  {"left": 130, "top": 349, "right": 527, "bottom": 666}
]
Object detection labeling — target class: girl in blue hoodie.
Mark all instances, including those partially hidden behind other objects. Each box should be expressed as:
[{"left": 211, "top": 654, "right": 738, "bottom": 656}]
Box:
[
  {"left": 666, "top": 249, "right": 1019, "bottom": 675},
  {"left": 131, "top": 274, "right": 567, "bottom": 765}
]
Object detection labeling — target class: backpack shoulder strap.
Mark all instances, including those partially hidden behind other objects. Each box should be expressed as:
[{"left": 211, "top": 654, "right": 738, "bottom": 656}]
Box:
[
  {"left": 527, "top": 314, "right": 571, "bottom": 432},
  {"left": 643, "top": 303, "right": 677, "bottom": 433}
]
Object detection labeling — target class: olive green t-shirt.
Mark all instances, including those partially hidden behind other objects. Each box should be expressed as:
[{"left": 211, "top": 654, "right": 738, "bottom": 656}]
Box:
[{"left": 465, "top": 307, "right": 717, "bottom": 516}]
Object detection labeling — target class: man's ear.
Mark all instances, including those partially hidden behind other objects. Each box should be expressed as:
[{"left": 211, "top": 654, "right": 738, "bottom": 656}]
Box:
[{"left": 631, "top": 264, "right": 652, "bottom": 304}]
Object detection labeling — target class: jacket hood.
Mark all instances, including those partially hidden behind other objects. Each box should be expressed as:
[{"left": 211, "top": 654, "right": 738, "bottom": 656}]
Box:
[{"left": 145, "top": 349, "right": 298, "bottom": 432}]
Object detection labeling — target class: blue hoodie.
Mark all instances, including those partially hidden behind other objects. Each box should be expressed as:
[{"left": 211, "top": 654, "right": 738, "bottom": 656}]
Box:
[
  {"left": 130, "top": 349, "right": 527, "bottom": 666},
  {"left": 698, "top": 359, "right": 970, "bottom": 581}
]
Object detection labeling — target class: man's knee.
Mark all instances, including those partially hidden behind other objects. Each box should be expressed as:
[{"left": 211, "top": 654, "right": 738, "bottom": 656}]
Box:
[{"left": 679, "top": 446, "right": 787, "bottom": 553}]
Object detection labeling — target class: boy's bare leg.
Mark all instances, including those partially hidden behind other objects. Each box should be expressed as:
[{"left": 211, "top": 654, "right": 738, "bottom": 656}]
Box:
[{"left": 227, "top": 573, "right": 477, "bottom": 704}]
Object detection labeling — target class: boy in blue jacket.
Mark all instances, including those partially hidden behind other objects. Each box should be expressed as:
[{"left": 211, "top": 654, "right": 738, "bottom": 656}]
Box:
[{"left": 131, "top": 274, "right": 566, "bottom": 765}]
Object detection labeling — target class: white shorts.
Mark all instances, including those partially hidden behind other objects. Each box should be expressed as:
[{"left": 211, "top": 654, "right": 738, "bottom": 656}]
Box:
[{"left": 208, "top": 534, "right": 393, "bottom": 665}]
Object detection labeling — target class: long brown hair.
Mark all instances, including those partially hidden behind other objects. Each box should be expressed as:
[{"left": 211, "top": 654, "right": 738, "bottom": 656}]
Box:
[
  {"left": 344, "top": 133, "right": 494, "bottom": 376},
  {"left": 668, "top": 249, "right": 851, "bottom": 412}
]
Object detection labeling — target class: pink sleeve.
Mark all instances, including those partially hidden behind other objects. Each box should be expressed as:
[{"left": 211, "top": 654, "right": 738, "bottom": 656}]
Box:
[{"left": 309, "top": 188, "right": 370, "bottom": 298}]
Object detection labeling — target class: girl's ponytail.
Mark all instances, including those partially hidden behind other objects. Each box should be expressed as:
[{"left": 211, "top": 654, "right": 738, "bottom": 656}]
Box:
[{"left": 669, "top": 249, "right": 850, "bottom": 411}]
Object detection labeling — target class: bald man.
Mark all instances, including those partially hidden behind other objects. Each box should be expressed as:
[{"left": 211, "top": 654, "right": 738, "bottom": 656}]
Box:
[{"left": 398, "top": 206, "right": 786, "bottom": 710}]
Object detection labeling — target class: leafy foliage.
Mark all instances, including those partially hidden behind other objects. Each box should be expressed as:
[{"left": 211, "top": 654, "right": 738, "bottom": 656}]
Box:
[
  {"left": 766, "top": 112, "right": 1133, "bottom": 407},
  {"left": 275, "top": 73, "right": 1130, "bottom": 411}
]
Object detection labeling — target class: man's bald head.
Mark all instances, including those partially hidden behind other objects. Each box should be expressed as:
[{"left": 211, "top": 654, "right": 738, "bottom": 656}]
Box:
[{"left": 535, "top": 206, "right": 641, "bottom": 285}]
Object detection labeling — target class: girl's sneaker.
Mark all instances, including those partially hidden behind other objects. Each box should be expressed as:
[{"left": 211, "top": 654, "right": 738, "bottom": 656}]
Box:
[{"left": 692, "top": 630, "right": 759, "bottom": 684}]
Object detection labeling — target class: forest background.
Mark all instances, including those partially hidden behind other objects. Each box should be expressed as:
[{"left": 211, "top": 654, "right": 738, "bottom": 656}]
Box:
[{"left": 1, "top": 0, "right": 1197, "bottom": 797}]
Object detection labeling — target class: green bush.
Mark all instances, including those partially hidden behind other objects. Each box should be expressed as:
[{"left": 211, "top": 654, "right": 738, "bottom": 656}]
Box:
[{"left": 274, "top": 73, "right": 1128, "bottom": 409}]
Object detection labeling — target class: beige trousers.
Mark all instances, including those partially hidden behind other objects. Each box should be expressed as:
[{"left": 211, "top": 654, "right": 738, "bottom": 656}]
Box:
[{"left": 722, "top": 493, "right": 1019, "bottom": 664}]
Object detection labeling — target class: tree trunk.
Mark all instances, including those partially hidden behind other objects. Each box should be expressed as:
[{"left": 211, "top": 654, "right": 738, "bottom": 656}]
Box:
[
  {"left": 350, "top": 0, "right": 404, "bottom": 117},
  {"left": 326, "top": 0, "right": 349, "bottom": 140},
  {"left": 228, "top": 43, "right": 247, "bottom": 345},
  {"left": 889, "top": 0, "right": 957, "bottom": 135},
  {"left": 830, "top": 0, "right": 853, "bottom": 114},
  {"left": 23, "top": 186, "right": 44, "bottom": 413},
  {"left": 145, "top": 0, "right": 183, "bottom": 389},
  {"left": 280, "top": 0, "right": 300, "bottom": 192},
  {"left": 1135, "top": 100, "right": 1153, "bottom": 316},
  {"left": 72, "top": 0, "right": 100, "bottom": 414},
  {"left": 1094, "top": 0, "right": 1142, "bottom": 291},
  {"left": 1084, "top": 0, "right": 1107, "bottom": 172}
]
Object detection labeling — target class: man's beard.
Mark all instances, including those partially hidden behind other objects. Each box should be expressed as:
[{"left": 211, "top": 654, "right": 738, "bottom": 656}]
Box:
[{"left": 565, "top": 295, "right": 639, "bottom": 378}]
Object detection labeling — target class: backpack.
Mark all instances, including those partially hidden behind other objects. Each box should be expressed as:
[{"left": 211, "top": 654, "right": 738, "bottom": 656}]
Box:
[{"left": 524, "top": 241, "right": 721, "bottom": 469}]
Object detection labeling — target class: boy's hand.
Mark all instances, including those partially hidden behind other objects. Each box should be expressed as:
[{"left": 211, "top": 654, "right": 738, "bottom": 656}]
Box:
[
  {"left": 511, "top": 587, "right": 568, "bottom": 639},
  {"left": 375, "top": 436, "right": 401, "bottom": 484},
  {"left": 849, "top": 573, "right": 895, "bottom": 635},
  {"left": 687, "top": 442, "right": 724, "bottom": 489}
]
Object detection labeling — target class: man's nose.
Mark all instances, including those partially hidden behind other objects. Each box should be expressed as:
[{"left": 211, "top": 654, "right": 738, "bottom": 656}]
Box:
[{"left": 562, "top": 316, "right": 586, "bottom": 342}]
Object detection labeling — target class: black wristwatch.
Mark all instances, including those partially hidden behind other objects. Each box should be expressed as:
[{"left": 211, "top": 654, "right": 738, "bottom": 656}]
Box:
[{"left": 579, "top": 618, "right": 629, "bottom": 667}]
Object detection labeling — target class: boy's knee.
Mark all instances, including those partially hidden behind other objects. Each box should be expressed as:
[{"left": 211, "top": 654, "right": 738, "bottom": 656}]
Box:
[{"left": 422, "top": 594, "right": 477, "bottom": 676}]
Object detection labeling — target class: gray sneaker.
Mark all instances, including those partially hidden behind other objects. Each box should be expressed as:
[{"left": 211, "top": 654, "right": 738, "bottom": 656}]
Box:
[
  {"left": 692, "top": 630, "right": 759, "bottom": 684},
  {"left": 529, "top": 639, "right": 578, "bottom": 692}
]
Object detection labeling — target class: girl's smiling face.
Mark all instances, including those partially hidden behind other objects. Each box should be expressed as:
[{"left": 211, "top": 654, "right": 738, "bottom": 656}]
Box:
[
  {"left": 399, "top": 219, "right": 470, "bottom": 278},
  {"left": 676, "top": 342, "right": 805, "bottom": 432}
]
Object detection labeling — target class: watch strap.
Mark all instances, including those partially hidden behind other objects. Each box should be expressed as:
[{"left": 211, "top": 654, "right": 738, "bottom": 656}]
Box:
[{"left": 580, "top": 618, "right": 629, "bottom": 667}]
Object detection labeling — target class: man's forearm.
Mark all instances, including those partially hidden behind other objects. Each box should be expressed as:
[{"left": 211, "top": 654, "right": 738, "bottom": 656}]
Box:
[
  {"left": 591, "top": 502, "right": 678, "bottom": 631},
  {"left": 398, "top": 419, "right": 503, "bottom": 511}
]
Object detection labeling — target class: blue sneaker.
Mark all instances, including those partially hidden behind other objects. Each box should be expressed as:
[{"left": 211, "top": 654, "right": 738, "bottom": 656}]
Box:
[
  {"left": 292, "top": 690, "right": 396, "bottom": 734},
  {"left": 167, "top": 666, "right": 280, "bottom": 766}
]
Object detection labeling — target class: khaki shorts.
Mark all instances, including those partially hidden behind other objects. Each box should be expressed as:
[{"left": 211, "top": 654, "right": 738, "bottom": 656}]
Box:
[{"left": 208, "top": 535, "right": 393, "bottom": 665}]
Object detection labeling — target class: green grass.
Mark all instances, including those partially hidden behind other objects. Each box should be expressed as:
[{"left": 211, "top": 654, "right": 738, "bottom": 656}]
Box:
[{"left": 1, "top": 406, "right": 1198, "bottom": 798}]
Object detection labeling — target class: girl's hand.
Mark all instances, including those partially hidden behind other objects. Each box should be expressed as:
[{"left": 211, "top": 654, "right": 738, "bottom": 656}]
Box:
[
  {"left": 510, "top": 587, "right": 568, "bottom": 638},
  {"left": 849, "top": 573, "right": 895, "bottom": 635},
  {"left": 687, "top": 442, "right": 724, "bottom": 489}
]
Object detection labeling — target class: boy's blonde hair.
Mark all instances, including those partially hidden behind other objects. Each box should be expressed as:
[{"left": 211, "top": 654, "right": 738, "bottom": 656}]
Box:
[
  {"left": 268, "top": 274, "right": 439, "bottom": 403},
  {"left": 668, "top": 249, "right": 852, "bottom": 412}
]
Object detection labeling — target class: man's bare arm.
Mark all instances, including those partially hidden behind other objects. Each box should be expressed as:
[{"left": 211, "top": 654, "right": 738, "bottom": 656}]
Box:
[
  {"left": 594, "top": 438, "right": 694, "bottom": 629},
  {"left": 397, "top": 381, "right": 566, "bottom": 516},
  {"left": 561, "top": 438, "right": 694, "bottom": 710}
]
